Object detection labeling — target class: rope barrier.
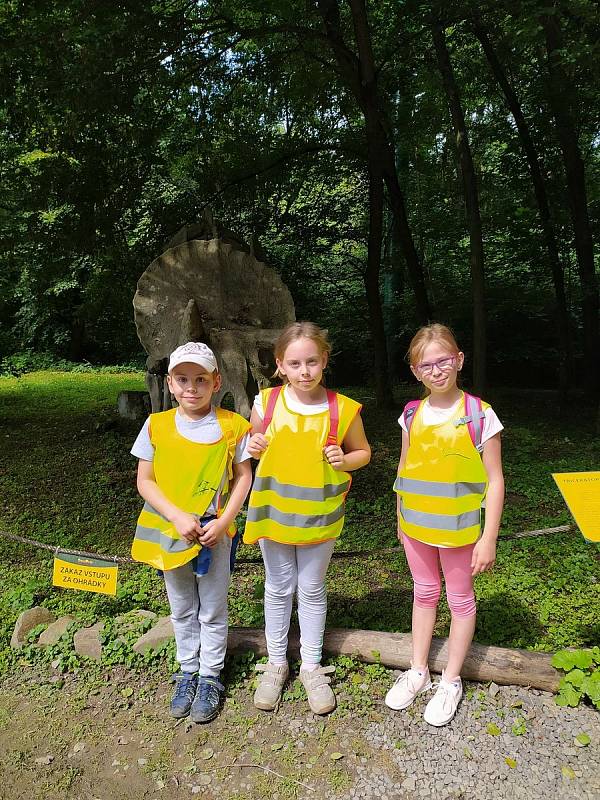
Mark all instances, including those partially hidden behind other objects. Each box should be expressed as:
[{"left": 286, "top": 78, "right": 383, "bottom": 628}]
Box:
[
  {"left": 0, "top": 524, "right": 573, "bottom": 567},
  {"left": 0, "top": 530, "right": 134, "bottom": 564}
]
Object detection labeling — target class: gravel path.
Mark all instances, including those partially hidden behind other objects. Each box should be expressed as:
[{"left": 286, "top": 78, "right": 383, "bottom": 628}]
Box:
[{"left": 328, "top": 677, "right": 600, "bottom": 800}]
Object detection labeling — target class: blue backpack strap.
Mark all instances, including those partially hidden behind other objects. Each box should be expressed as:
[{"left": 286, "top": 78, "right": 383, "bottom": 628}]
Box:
[
  {"left": 455, "top": 393, "right": 485, "bottom": 452},
  {"left": 403, "top": 400, "right": 422, "bottom": 441}
]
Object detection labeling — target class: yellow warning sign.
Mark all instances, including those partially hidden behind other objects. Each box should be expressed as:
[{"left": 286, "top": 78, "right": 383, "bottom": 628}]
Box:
[
  {"left": 552, "top": 471, "right": 600, "bottom": 543},
  {"left": 52, "top": 552, "right": 118, "bottom": 595}
]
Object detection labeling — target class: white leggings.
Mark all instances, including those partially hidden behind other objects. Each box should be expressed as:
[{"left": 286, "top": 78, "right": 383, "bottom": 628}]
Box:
[{"left": 259, "top": 538, "right": 335, "bottom": 665}]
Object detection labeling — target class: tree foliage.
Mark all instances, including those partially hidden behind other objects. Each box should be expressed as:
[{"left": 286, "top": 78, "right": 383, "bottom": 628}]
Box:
[{"left": 1, "top": 0, "right": 598, "bottom": 393}]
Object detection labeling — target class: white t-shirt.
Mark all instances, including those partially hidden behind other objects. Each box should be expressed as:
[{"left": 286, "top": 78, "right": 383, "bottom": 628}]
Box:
[
  {"left": 131, "top": 407, "right": 251, "bottom": 515},
  {"left": 253, "top": 384, "right": 329, "bottom": 418},
  {"left": 398, "top": 396, "right": 503, "bottom": 445}
]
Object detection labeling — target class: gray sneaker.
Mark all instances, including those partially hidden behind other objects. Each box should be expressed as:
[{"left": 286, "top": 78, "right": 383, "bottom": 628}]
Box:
[
  {"left": 299, "top": 665, "right": 336, "bottom": 715},
  {"left": 253, "top": 662, "right": 289, "bottom": 710}
]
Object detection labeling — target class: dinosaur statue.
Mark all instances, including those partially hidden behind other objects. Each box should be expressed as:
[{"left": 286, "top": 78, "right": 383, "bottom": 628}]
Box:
[{"left": 133, "top": 212, "right": 295, "bottom": 418}]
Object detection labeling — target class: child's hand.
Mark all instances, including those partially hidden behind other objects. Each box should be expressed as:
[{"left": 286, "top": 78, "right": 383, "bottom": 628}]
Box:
[
  {"left": 172, "top": 510, "right": 202, "bottom": 543},
  {"left": 248, "top": 433, "right": 269, "bottom": 459},
  {"left": 323, "top": 444, "right": 346, "bottom": 470},
  {"left": 471, "top": 537, "right": 496, "bottom": 576},
  {"left": 198, "top": 518, "right": 228, "bottom": 548}
]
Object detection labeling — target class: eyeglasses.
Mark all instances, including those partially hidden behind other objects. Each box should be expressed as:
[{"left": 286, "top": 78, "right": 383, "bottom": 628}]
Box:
[{"left": 414, "top": 355, "right": 457, "bottom": 376}]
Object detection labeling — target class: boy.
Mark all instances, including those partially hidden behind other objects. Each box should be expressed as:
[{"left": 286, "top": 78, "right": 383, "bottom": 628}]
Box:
[{"left": 131, "top": 342, "right": 252, "bottom": 722}]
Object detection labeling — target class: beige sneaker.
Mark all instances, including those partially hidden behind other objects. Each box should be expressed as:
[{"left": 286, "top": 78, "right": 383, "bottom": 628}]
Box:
[
  {"left": 253, "top": 662, "right": 289, "bottom": 710},
  {"left": 299, "top": 665, "right": 336, "bottom": 714}
]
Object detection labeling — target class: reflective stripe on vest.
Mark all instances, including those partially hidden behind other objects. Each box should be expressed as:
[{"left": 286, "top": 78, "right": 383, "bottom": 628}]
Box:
[
  {"left": 400, "top": 506, "right": 481, "bottom": 531},
  {"left": 253, "top": 475, "right": 350, "bottom": 501},
  {"left": 135, "top": 526, "right": 193, "bottom": 554},
  {"left": 131, "top": 407, "right": 250, "bottom": 570},
  {"left": 244, "top": 388, "right": 361, "bottom": 546},
  {"left": 393, "top": 477, "right": 487, "bottom": 499},
  {"left": 246, "top": 503, "right": 346, "bottom": 528},
  {"left": 394, "top": 393, "right": 489, "bottom": 547}
]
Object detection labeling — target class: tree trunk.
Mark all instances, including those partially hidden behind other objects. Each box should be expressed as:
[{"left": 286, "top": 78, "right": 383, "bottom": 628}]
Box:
[
  {"left": 381, "top": 154, "right": 431, "bottom": 324},
  {"left": 363, "top": 161, "right": 393, "bottom": 406},
  {"left": 344, "top": 0, "right": 393, "bottom": 406},
  {"left": 316, "top": 0, "right": 431, "bottom": 327},
  {"left": 474, "top": 20, "right": 572, "bottom": 404},
  {"left": 542, "top": 12, "right": 599, "bottom": 397},
  {"left": 432, "top": 21, "right": 486, "bottom": 394}
]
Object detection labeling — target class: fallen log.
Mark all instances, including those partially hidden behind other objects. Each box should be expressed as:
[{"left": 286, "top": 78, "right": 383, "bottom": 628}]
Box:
[{"left": 228, "top": 628, "right": 559, "bottom": 693}]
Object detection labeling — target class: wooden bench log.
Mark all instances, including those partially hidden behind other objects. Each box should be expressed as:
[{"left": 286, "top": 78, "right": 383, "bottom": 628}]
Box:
[{"left": 227, "top": 627, "right": 559, "bottom": 693}]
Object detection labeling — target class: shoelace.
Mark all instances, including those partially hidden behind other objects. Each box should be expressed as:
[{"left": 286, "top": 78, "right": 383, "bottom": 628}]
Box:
[
  {"left": 197, "top": 679, "right": 224, "bottom": 704},
  {"left": 434, "top": 682, "right": 459, "bottom": 712},
  {"left": 397, "top": 669, "right": 424, "bottom": 693},
  {"left": 173, "top": 675, "right": 197, "bottom": 701}
]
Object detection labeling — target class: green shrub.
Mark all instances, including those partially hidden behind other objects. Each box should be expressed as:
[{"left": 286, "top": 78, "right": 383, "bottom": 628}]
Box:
[
  {"left": 552, "top": 647, "right": 600, "bottom": 709},
  {"left": 0, "top": 351, "right": 144, "bottom": 376}
]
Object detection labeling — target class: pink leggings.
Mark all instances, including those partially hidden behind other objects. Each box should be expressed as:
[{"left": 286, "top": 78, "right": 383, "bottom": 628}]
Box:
[{"left": 401, "top": 534, "right": 476, "bottom": 618}]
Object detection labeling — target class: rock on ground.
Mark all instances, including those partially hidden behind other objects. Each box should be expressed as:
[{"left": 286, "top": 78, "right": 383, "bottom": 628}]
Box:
[
  {"left": 37, "top": 615, "right": 76, "bottom": 646},
  {"left": 73, "top": 621, "right": 104, "bottom": 660},
  {"left": 10, "top": 607, "right": 56, "bottom": 649},
  {"left": 132, "top": 616, "right": 173, "bottom": 654}
]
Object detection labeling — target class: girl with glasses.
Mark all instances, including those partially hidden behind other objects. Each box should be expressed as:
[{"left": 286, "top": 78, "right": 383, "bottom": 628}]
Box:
[{"left": 385, "top": 323, "right": 505, "bottom": 726}]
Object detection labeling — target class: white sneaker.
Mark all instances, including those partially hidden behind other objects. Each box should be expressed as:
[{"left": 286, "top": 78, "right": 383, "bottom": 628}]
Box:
[
  {"left": 423, "top": 673, "right": 463, "bottom": 726},
  {"left": 384, "top": 667, "right": 432, "bottom": 710}
]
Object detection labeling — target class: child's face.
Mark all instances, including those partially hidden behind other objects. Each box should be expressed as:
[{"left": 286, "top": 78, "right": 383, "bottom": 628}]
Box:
[
  {"left": 276, "top": 337, "right": 328, "bottom": 397},
  {"left": 167, "top": 362, "right": 221, "bottom": 419},
  {"left": 411, "top": 340, "right": 463, "bottom": 395}
]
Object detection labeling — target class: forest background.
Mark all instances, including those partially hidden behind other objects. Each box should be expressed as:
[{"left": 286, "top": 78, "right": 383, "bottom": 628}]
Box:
[{"left": 1, "top": 0, "right": 598, "bottom": 408}]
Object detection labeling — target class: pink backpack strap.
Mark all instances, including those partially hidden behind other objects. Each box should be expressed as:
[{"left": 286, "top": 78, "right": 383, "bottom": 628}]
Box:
[
  {"left": 261, "top": 385, "right": 283, "bottom": 434},
  {"left": 403, "top": 400, "right": 422, "bottom": 440},
  {"left": 457, "top": 392, "right": 485, "bottom": 452},
  {"left": 325, "top": 390, "right": 340, "bottom": 446}
]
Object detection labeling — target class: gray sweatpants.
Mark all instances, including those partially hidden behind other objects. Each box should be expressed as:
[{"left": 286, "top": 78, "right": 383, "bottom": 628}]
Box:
[{"left": 162, "top": 535, "right": 232, "bottom": 676}]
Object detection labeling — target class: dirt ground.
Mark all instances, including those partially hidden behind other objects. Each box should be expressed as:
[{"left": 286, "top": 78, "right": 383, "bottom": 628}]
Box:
[
  {"left": 0, "top": 662, "right": 387, "bottom": 800},
  {"left": 0, "top": 661, "right": 598, "bottom": 800}
]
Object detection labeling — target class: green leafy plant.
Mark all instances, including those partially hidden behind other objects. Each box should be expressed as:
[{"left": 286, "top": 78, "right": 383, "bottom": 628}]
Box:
[
  {"left": 552, "top": 647, "right": 600, "bottom": 709},
  {"left": 511, "top": 715, "right": 527, "bottom": 736}
]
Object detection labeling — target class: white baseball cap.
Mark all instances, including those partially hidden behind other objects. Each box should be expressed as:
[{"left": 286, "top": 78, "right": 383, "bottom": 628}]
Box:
[{"left": 168, "top": 342, "right": 218, "bottom": 373}]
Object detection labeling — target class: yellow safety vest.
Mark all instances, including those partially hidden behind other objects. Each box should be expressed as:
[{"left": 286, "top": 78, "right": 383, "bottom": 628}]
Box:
[
  {"left": 394, "top": 394, "right": 490, "bottom": 547},
  {"left": 244, "top": 388, "right": 362, "bottom": 546},
  {"left": 131, "top": 407, "right": 250, "bottom": 570}
]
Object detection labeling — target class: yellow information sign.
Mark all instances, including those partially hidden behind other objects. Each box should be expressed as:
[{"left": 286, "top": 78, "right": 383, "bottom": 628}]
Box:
[
  {"left": 552, "top": 471, "right": 600, "bottom": 543},
  {"left": 53, "top": 552, "right": 118, "bottom": 596}
]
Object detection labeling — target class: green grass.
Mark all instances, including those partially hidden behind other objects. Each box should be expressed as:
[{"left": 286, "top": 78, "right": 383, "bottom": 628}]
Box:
[{"left": 0, "top": 372, "right": 599, "bottom": 672}]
